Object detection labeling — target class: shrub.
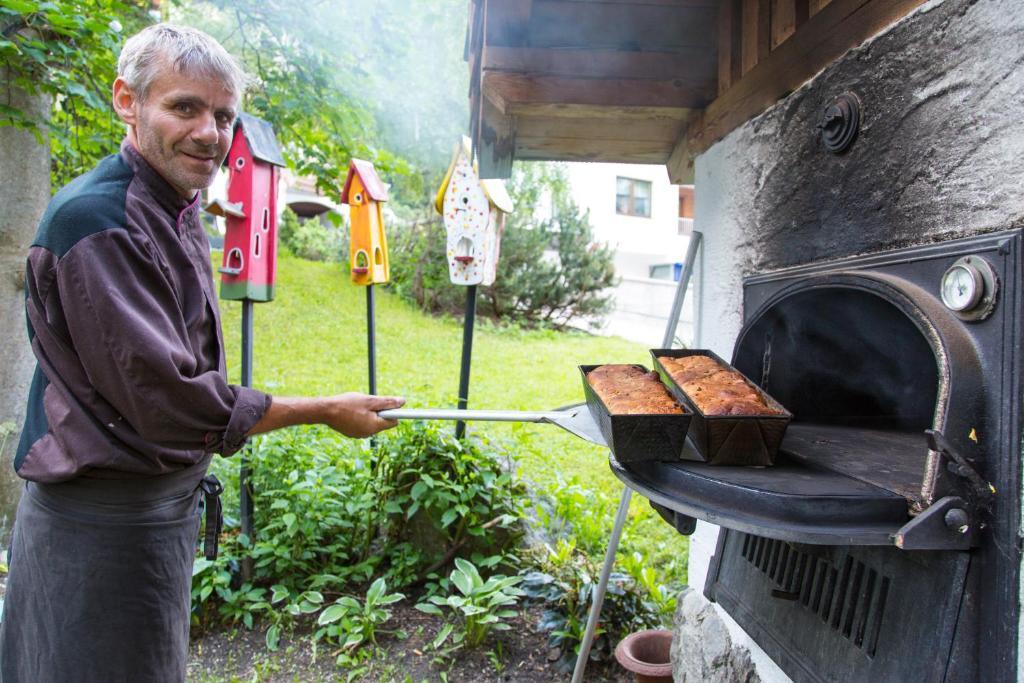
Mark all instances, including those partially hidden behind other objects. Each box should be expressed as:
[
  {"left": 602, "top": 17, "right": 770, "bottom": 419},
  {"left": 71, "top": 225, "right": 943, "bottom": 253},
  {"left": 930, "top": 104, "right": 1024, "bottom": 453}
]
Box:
[
  {"left": 192, "top": 422, "right": 524, "bottom": 639},
  {"left": 278, "top": 207, "right": 347, "bottom": 262}
]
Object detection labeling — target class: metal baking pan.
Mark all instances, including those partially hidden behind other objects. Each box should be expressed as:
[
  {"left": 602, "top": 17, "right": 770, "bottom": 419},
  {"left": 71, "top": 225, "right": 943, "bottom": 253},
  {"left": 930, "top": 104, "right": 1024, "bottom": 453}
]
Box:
[
  {"left": 650, "top": 349, "right": 791, "bottom": 466},
  {"left": 580, "top": 364, "right": 692, "bottom": 463}
]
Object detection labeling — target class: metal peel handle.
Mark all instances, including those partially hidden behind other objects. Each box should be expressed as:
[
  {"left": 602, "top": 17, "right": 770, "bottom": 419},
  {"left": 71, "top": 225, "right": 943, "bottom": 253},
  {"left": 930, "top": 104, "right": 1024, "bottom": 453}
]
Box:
[{"left": 378, "top": 408, "right": 558, "bottom": 423}]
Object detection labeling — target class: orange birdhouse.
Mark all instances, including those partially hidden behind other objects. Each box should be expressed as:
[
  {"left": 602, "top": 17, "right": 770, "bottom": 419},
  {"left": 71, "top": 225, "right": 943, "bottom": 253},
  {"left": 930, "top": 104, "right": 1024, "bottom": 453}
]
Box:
[{"left": 341, "top": 159, "right": 390, "bottom": 285}]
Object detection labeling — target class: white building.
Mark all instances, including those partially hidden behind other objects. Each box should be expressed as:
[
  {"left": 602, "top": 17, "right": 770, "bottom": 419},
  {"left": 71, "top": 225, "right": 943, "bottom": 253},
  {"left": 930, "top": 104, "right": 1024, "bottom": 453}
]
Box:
[{"left": 564, "top": 162, "right": 696, "bottom": 346}]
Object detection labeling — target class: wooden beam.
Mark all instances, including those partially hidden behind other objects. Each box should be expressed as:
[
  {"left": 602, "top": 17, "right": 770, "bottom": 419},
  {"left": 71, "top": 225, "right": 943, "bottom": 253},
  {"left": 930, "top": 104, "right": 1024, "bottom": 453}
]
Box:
[
  {"left": 515, "top": 114, "right": 686, "bottom": 141},
  {"left": 477, "top": 93, "right": 515, "bottom": 179},
  {"left": 809, "top": 0, "right": 832, "bottom": 15},
  {"left": 507, "top": 103, "right": 690, "bottom": 121},
  {"left": 717, "top": 0, "right": 739, "bottom": 95},
  {"left": 522, "top": 1, "right": 716, "bottom": 50},
  {"left": 667, "top": 112, "right": 699, "bottom": 183},
  {"left": 481, "top": 70, "right": 716, "bottom": 109},
  {"left": 482, "top": 46, "right": 716, "bottom": 82},
  {"left": 740, "top": 0, "right": 771, "bottom": 75},
  {"left": 771, "top": 0, "right": 796, "bottom": 49},
  {"left": 484, "top": 0, "right": 533, "bottom": 46},
  {"left": 689, "top": 0, "right": 927, "bottom": 154},
  {"left": 515, "top": 137, "right": 673, "bottom": 164}
]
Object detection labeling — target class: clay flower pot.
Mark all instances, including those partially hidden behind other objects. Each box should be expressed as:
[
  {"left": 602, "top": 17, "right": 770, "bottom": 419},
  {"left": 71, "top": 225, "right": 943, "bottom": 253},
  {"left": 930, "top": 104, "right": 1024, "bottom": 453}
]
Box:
[{"left": 614, "top": 629, "right": 674, "bottom": 683}]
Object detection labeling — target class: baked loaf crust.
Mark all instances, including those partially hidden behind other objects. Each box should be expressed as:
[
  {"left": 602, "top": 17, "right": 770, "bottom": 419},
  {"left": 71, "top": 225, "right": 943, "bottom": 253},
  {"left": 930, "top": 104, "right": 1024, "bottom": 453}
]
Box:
[
  {"left": 657, "top": 355, "right": 782, "bottom": 416},
  {"left": 587, "top": 365, "right": 682, "bottom": 415}
]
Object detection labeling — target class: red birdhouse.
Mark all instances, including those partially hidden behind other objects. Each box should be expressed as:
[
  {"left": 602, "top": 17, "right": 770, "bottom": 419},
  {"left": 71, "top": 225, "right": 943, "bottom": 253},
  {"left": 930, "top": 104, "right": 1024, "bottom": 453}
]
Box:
[{"left": 205, "top": 113, "right": 286, "bottom": 302}]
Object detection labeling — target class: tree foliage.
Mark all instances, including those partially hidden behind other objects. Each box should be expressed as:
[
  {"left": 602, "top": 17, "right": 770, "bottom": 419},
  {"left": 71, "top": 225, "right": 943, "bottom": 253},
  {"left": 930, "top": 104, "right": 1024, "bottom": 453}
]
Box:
[
  {"left": 389, "top": 163, "right": 618, "bottom": 329},
  {"left": 0, "top": 0, "right": 151, "bottom": 186}
]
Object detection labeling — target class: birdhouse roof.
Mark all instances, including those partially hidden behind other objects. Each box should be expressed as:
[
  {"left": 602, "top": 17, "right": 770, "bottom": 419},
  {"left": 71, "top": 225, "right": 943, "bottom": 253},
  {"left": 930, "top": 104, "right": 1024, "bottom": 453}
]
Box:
[
  {"left": 434, "top": 137, "right": 513, "bottom": 215},
  {"left": 342, "top": 159, "right": 389, "bottom": 204},
  {"left": 234, "top": 113, "right": 286, "bottom": 167}
]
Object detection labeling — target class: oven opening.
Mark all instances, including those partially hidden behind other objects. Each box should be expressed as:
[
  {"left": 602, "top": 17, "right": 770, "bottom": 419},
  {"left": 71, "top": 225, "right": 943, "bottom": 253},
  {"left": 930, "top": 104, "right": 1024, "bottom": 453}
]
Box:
[{"left": 733, "top": 287, "right": 940, "bottom": 502}]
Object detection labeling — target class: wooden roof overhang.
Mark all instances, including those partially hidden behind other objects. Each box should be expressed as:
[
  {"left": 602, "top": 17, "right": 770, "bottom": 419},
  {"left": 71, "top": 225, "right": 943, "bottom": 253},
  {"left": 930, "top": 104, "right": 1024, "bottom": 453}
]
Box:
[{"left": 467, "top": 0, "right": 926, "bottom": 181}]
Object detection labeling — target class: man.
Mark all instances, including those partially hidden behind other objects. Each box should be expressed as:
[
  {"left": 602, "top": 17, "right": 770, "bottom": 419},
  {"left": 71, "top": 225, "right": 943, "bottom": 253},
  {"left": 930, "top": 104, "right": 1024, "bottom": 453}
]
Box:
[{"left": 0, "top": 23, "right": 403, "bottom": 681}]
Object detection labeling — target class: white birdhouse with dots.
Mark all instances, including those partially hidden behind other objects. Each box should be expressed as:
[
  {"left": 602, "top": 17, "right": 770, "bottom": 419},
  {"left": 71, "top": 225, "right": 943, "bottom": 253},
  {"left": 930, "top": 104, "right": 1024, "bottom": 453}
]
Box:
[{"left": 435, "top": 137, "right": 513, "bottom": 286}]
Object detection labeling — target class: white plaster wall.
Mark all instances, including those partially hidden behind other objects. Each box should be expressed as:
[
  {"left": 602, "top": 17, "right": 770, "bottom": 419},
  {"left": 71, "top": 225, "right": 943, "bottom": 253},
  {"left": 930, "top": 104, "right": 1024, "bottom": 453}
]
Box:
[
  {"left": 565, "top": 162, "right": 687, "bottom": 278},
  {"left": 690, "top": 131, "right": 792, "bottom": 683}
]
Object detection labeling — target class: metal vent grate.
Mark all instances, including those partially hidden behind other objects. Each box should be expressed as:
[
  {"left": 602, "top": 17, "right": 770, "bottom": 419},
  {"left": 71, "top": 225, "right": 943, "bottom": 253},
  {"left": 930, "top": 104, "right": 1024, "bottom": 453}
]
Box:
[{"left": 741, "top": 534, "right": 889, "bottom": 656}]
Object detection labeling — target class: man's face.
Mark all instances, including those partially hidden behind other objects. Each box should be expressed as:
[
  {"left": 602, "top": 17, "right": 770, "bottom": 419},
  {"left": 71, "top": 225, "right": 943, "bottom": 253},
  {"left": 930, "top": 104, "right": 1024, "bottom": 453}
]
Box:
[{"left": 114, "top": 62, "right": 238, "bottom": 198}]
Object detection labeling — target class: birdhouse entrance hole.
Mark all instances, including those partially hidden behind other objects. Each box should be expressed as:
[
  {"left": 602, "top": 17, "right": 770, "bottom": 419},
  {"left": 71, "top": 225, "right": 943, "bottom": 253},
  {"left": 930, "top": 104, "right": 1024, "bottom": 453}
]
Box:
[
  {"left": 219, "top": 247, "right": 244, "bottom": 276},
  {"left": 455, "top": 236, "right": 475, "bottom": 264},
  {"left": 254, "top": 232, "right": 262, "bottom": 258},
  {"left": 261, "top": 208, "right": 270, "bottom": 232},
  {"left": 353, "top": 249, "right": 370, "bottom": 274}
]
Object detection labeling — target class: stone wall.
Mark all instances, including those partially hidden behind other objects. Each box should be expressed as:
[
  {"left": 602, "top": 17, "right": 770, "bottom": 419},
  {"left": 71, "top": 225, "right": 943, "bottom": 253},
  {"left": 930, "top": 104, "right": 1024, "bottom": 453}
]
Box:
[{"left": 679, "top": 0, "right": 1024, "bottom": 680}]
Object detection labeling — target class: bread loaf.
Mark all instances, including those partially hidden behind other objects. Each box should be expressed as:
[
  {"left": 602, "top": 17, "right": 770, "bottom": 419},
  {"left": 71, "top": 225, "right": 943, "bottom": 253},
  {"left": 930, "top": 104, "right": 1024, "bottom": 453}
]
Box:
[
  {"left": 657, "top": 355, "right": 782, "bottom": 416},
  {"left": 587, "top": 365, "right": 682, "bottom": 415}
]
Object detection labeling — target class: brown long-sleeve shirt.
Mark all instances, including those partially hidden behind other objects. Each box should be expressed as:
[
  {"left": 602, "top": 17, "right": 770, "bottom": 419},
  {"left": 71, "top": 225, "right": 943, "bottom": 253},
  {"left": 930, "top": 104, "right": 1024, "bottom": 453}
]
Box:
[{"left": 15, "top": 140, "right": 271, "bottom": 483}]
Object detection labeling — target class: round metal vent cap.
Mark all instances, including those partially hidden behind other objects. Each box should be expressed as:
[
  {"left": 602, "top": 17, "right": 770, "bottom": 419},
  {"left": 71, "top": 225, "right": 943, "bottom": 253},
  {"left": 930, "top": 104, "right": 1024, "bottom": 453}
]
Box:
[{"left": 817, "top": 92, "right": 861, "bottom": 154}]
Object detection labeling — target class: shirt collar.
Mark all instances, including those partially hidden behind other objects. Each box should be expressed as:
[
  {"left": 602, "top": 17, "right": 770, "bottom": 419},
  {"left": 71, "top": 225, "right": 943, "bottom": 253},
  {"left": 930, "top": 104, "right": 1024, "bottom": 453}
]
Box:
[{"left": 119, "top": 139, "right": 200, "bottom": 218}]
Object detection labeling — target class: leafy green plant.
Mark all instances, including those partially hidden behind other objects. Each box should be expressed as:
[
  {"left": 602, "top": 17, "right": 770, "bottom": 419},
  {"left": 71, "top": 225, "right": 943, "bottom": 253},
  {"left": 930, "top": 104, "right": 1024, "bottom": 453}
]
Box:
[
  {"left": 416, "top": 558, "right": 524, "bottom": 649},
  {"left": 521, "top": 539, "right": 663, "bottom": 672},
  {"left": 314, "top": 577, "right": 405, "bottom": 652}
]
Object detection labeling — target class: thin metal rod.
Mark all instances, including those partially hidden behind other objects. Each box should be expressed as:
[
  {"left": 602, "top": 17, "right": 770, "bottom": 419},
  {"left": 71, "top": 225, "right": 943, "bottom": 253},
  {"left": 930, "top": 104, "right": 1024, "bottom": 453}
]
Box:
[
  {"left": 381, "top": 408, "right": 561, "bottom": 422},
  {"left": 455, "top": 285, "right": 477, "bottom": 439},
  {"left": 571, "top": 488, "right": 633, "bottom": 683},
  {"left": 367, "top": 285, "right": 377, "bottom": 396},
  {"left": 574, "top": 231, "right": 704, "bottom": 682},
  {"left": 661, "top": 230, "right": 703, "bottom": 349},
  {"left": 240, "top": 299, "right": 254, "bottom": 582}
]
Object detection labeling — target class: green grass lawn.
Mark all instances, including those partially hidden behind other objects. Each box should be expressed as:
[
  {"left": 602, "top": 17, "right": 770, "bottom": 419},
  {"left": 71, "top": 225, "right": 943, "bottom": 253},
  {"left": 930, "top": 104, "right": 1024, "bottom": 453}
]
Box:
[{"left": 217, "top": 252, "right": 688, "bottom": 595}]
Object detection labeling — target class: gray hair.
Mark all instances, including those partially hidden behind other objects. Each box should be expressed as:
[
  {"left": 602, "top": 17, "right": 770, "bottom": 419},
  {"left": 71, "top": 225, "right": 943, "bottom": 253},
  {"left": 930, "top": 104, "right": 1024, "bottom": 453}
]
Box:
[{"left": 117, "top": 23, "right": 248, "bottom": 101}]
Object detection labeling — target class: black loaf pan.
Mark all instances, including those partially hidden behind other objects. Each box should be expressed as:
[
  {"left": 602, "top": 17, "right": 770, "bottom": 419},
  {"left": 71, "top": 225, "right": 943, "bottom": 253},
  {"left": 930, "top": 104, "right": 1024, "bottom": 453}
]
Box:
[
  {"left": 650, "top": 349, "right": 792, "bottom": 466},
  {"left": 580, "top": 364, "right": 692, "bottom": 463}
]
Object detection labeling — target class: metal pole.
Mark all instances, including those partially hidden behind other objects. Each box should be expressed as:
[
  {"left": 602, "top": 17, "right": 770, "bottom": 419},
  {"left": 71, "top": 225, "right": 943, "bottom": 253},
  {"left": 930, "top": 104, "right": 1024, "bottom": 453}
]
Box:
[
  {"left": 572, "top": 230, "right": 703, "bottom": 682},
  {"left": 662, "top": 231, "right": 703, "bottom": 349},
  {"left": 571, "top": 487, "right": 632, "bottom": 683},
  {"left": 367, "top": 284, "right": 378, "bottom": 450},
  {"left": 240, "top": 299, "right": 254, "bottom": 582},
  {"left": 367, "top": 285, "right": 377, "bottom": 396},
  {"left": 454, "top": 285, "right": 477, "bottom": 439}
]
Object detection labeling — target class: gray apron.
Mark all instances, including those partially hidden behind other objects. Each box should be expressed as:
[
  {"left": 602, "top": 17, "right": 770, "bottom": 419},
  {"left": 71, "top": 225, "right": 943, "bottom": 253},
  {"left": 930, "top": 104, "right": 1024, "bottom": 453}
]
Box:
[{"left": 0, "top": 465, "right": 221, "bottom": 682}]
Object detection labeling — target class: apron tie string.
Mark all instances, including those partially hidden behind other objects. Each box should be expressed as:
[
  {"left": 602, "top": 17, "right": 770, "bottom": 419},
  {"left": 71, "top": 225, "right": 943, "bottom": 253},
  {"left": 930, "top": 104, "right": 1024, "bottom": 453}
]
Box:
[{"left": 199, "top": 475, "right": 224, "bottom": 560}]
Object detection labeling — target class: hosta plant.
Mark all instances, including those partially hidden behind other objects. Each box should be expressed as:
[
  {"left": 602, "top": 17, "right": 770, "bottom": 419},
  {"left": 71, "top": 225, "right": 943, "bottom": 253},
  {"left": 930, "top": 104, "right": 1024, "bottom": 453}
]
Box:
[{"left": 416, "top": 558, "right": 524, "bottom": 648}]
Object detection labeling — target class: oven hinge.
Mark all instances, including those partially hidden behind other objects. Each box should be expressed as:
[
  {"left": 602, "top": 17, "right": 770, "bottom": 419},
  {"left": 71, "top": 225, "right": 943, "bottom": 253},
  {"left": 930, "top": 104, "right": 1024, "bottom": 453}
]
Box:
[{"left": 893, "top": 430, "right": 992, "bottom": 550}]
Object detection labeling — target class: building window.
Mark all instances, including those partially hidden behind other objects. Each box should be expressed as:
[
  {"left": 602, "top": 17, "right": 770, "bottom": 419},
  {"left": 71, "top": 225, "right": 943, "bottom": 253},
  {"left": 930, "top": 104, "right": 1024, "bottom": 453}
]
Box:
[{"left": 616, "top": 177, "right": 652, "bottom": 217}]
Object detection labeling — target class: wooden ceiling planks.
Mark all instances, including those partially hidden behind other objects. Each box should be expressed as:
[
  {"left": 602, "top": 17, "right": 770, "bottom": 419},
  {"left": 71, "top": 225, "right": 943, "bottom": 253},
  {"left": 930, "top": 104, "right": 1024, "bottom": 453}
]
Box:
[{"left": 468, "top": 0, "right": 924, "bottom": 180}]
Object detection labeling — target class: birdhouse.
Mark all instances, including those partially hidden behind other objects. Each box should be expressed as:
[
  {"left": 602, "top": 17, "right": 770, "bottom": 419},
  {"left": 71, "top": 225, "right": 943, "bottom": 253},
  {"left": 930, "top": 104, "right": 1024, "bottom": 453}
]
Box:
[
  {"left": 205, "top": 112, "right": 286, "bottom": 302},
  {"left": 341, "top": 159, "right": 390, "bottom": 285},
  {"left": 434, "top": 137, "right": 514, "bottom": 286}
]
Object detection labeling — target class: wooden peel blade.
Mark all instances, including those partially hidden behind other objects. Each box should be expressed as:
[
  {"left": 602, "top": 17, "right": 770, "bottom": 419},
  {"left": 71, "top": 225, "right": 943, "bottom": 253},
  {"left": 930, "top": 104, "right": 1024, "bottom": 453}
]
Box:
[{"left": 378, "top": 403, "right": 606, "bottom": 447}]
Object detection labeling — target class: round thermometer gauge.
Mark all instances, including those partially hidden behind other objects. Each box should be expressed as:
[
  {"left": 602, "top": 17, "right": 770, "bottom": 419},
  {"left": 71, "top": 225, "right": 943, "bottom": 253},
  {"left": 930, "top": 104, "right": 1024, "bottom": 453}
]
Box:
[
  {"left": 939, "top": 255, "right": 998, "bottom": 320},
  {"left": 940, "top": 263, "right": 982, "bottom": 311}
]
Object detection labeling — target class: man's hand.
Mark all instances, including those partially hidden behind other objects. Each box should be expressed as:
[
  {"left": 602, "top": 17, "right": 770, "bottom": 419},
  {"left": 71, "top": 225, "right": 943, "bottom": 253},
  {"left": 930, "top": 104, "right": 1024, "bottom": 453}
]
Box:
[
  {"left": 247, "top": 393, "right": 405, "bottom": 438},
  {"left": 319, "top": 393, "right": 404, "bottom": 438}
]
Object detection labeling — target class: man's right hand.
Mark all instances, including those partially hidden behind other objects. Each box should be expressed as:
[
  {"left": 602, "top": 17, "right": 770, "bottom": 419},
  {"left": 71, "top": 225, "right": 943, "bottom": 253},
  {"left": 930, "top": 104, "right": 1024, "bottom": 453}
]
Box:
[
  {"left": 319, "top": 393, "right": 404, "bottom": 438},
  {"left": 247, "top": 393, "right": 405, "bottom": 438}
]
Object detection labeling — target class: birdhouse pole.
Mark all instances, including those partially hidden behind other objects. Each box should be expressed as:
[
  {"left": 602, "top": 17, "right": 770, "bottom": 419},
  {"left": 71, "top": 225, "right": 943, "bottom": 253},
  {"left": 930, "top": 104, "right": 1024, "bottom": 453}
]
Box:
[
  {"left": 366, "top": 285, "right": 377, "bottom": 396},
  {"left": 205, "top": 113, "right": 286, "bottom": 582},
  {"left": 454, "top": 285, "right": 477, "bottom": 439}
]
